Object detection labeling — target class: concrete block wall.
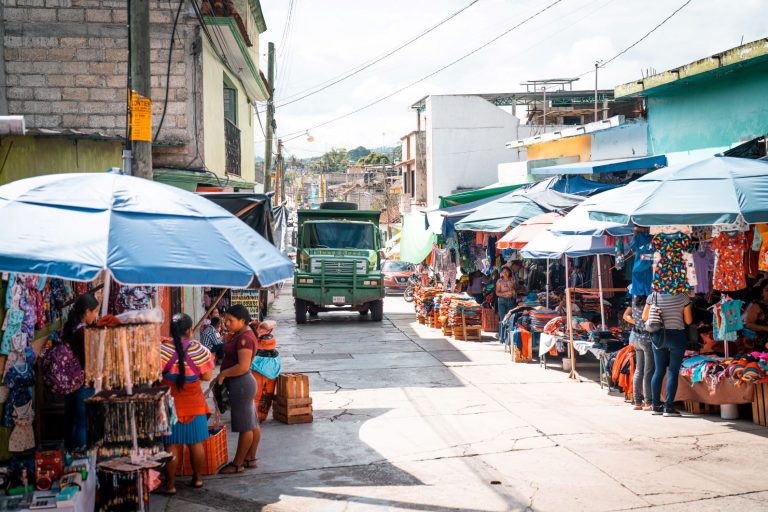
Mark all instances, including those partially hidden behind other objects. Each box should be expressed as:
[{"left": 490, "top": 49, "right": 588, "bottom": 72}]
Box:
[{"left": 1, "top": 0, "right": 202, "bottom": 168}]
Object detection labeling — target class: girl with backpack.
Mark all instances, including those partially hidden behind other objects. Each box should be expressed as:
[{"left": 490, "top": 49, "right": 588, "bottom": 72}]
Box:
[{"left": 55, "top": 293, "right": 99, "bottom": 451}]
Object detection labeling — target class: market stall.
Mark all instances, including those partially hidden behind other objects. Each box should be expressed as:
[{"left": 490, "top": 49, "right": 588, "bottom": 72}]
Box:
[{"left": 0, "top": 173, "right": 293, "bottom": 510}]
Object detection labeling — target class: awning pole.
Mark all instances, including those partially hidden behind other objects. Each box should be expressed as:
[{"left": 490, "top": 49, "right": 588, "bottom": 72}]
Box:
[
  {"left": 545, "top": 258, "right": 550, "bottom": 309},
  {"left": 597, "top": 254, "right": 606, "bottom": 330}
]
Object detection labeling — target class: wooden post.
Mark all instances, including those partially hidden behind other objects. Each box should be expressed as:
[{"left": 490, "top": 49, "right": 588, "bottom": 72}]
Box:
[
  {"left": 566, "top": 287, "right": 578, "bottom": 380},
  {"left": 193, "top": 288, "right": 228, "bottom": 333}
]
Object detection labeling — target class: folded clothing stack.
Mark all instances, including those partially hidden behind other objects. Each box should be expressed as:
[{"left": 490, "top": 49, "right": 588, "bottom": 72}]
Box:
[{"left": 529, "top": 308, "right": 558, "bottom": 332}]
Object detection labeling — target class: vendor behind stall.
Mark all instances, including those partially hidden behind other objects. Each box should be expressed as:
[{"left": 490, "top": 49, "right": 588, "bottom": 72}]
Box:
[
  {"left": 496, "top": 267, "right": 517, "bottom": 324},
  {"left": 743, "top": 279, "right": 768, "bottom": 344}
]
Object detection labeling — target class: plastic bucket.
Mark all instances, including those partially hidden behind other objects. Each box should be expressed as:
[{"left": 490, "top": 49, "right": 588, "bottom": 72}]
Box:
[{"left": 720, "top": 403, "right": 739, "bottom": 420}]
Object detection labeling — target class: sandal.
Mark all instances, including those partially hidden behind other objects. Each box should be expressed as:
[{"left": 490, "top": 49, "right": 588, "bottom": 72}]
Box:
[
  {"left": 154, "top": 486, "right": 177, "bottom": 496},
  {"left": 245, "top": 458, "right": 258, "bottom": 469},
  {"left": 191, "top": 479, "right": 204, "bottom": 489},
  {"left": 218, "top": 462, "right": 245, "bottom": 475}
]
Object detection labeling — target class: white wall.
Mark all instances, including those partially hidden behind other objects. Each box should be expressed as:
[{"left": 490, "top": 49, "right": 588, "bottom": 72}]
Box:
[
  {"left": 590, "top": 121, "right": 648, "bottom": 160},
  {"left": 425, "top": 95, "right": 522, "bottom": 207}
]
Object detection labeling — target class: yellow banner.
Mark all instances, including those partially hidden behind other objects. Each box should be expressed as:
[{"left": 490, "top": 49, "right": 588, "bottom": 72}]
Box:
[{"left": 130, "top": 91, "right": 152, "bottom": 142}]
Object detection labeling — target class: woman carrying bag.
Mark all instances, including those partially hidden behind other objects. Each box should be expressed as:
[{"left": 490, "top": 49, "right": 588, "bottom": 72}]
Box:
[
  {"left": 643, "top": 292, "right": 693, "bottom": 417},
  {"left": 157, "top": 313, "right": 214, "bottom": 493},
  {"left": 216, "top": 305, "right": 261, "bottom": 474}
]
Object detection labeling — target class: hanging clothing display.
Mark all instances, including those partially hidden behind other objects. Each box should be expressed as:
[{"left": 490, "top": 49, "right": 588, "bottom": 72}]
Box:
[
  {"left": 109, "top": 285, "right": 157, "bottom": 315},
  {"left": 711, "top": 231, "right": 747, "bottom": 292},
  {"left": 692, "top": 243, "right": 715, "bottom": 294},
  {"left": 757, "top": 224, "right": 768, "bottom": 272},
  {"left": 651, "top": 232, "right": 692, "bottom": 294},
  {"left": 713, "top": 299, "right": 743, "bottom": 342}
]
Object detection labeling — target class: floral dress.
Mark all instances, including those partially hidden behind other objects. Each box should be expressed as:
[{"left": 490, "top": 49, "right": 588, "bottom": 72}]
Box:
[
  {"left": 651, "top": 232, "right": 692, "bottom": 294},
  {"left": 712, "top": 231, "right": 747, "bottom": 292}
]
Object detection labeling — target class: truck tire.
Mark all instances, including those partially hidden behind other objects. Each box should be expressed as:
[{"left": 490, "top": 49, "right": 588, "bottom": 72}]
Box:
[
  {"left": 320, "top": 201, "right": 357, "bottom": 210},
  {"left": 369, "top": 300, "right": 384, "bottom": 322},
  {"left": 295, "top": 299, "right": 307, "bottom": 324}
]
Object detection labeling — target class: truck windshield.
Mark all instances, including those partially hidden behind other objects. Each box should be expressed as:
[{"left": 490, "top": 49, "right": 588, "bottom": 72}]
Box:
[{"left": 307, "top": 222, "right": 375, "bottom": 250}]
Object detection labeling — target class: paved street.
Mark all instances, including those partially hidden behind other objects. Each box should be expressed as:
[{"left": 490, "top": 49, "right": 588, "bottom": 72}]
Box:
[{"left": 157, "top": 290, "right": 768, "bottom": 512}]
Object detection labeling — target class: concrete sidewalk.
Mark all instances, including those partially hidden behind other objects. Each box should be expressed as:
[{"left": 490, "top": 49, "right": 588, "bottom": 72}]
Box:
[{"left": 157, "top": 291, "right": 768, "bottom": 511}]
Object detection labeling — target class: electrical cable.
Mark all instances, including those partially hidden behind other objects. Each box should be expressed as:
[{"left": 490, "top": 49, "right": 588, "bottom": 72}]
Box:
[
  {"left": 577, "top": 0, "right": 695, "bottom": 77},
  {"left": 271, "top": 0, "right": 484, "bottom": 110},
  {"left": 278, "top": 0, "right": 565, "bottom": 139},
  {"left": 154, "top": 0, "right": 185, "bottom": 142},
  {"left": 277, "top": 0, "right": 296, "bottom": 57}
]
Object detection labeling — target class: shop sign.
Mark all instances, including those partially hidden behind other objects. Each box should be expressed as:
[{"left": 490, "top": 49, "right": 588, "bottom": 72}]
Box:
[
  {"left": 130, "top": 91, "right": 152, "bottom": 142},
  {"left": 230, "top": 289, "right": 260, "bottom": 318}
]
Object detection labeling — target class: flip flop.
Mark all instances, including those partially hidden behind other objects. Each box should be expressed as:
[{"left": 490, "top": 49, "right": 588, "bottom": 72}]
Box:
[
  {"left": 191, "top": 479, "right": 204, "bottom": 489},
  {"left": 154, "top": 487, "right": 177, "bottom": 496},
  {"left": 218, "top": 462, "right": 245, "bottom": 475},
  {"left": 245, "top": 458, "right": 258, "bottom": 469}
]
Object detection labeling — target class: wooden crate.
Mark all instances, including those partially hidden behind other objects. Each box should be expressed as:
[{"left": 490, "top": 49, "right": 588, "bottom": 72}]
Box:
[
  {"left": 752, "top": 382, "right": 768, "bottom": 427},
  {"left": 274, "top": 374, "right": 313, "bottom": 424},
  {"left": 417, "top": 316, "right": 426, "bottom": 325},
  {"left": 481, "top": 308, "right": 499, "bottom": 333},
  {"left": 684, "top": 400, "right": 719, "bottom": 415},
  {"left": 442, "top": 326, "right": 453, "bottom": 336},
  {"left": 452, "top": 325, "right": 482, "bottom": 341},
  {"left": 433, "top": 312, "right": 442, "bottom": 329},
  {"left": 276, "top": 373, "right": 310, "bottom": 399}
]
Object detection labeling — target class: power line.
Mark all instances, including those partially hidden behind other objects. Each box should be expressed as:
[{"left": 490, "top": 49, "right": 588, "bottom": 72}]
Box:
[
  {"left": 278, "top": 0, "right": 566, "bottom": 139},
  {"left": 277, "top": 0, "right": 296, "bottom": 56},
  {"left": 272, "top": 0, "right": 484, "bottom": 110},
  {"left": 577, "top": 0, "right": 694, "bottom": 77}
]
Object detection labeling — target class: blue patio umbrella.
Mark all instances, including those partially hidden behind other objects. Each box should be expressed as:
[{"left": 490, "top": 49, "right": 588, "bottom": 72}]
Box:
[
  {"left": 0, "top": 173, "right": 293, "bottom": 288},
  {"left": 588, "top": 157, "right": 768, "bottom": 226}
]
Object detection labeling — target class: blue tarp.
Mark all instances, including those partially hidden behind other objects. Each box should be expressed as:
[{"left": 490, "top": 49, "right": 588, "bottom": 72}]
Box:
[{"left": 531, "top": 155, "right": 668, "bottom": 176}]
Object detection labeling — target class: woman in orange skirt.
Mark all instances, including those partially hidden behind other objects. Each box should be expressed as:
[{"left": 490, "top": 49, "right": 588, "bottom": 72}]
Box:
[{"left": 157, "top": 314, "right": 214, "bottom": 494}]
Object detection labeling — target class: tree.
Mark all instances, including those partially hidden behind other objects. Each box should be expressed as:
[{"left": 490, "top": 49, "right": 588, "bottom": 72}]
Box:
[
  {"left": 357, "top": 152, "right": 390, "bottom": 165},
  {"left": 309, "top": 148, "right": 350, "bottom": 173},
  {"left": 347, "top": 146, "right": 371, "bottom": 162}
]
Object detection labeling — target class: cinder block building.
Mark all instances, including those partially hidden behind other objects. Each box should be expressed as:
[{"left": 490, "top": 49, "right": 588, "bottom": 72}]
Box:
[{"left": 0, "top": 0, "right": 269, "bottom": 191}]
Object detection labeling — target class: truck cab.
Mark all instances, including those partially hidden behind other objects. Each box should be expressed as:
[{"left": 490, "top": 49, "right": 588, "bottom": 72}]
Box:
[{"left": 293, "top": 203, "right": 385, "bottom": 323}]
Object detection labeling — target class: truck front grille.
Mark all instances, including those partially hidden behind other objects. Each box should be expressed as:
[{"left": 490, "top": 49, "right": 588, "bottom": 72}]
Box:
[{"left": 322, "top": 260, "right": 356, "bottom": 274}]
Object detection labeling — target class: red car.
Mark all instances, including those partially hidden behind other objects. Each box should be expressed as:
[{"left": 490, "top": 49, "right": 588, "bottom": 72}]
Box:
[{"left": 382, "top": 260, "right": 415, "bottom": 294}]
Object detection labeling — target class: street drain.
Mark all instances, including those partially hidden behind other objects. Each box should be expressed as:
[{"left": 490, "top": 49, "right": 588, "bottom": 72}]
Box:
[{"left": 293, "top": 353, "right": 353, "bottom": 361}]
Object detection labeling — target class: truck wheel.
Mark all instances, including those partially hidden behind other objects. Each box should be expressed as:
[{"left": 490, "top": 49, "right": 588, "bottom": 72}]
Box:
[
  {"left": 295, "top": 299, "right": 307, "bottom": 324},
  {"left": 369, "top": 300, "right": 384, "bottom": 322}
]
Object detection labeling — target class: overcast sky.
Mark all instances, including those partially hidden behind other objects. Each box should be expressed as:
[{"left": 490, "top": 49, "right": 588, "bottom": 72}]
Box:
[{"left": 256, "top": 0, "right": 766, "bottom": 158}]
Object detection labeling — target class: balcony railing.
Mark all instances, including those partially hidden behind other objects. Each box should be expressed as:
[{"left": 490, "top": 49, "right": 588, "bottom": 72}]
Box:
[{"left": 224, "top": 118, "right": 241, "bottom": 176}]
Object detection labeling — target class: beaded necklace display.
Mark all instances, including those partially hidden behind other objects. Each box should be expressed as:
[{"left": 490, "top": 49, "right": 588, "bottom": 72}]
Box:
[{"left": 84, "top": 324, "right": 162, "bottom": 391}]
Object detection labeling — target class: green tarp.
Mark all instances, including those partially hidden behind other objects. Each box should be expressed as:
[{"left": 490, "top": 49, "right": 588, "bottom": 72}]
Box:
[
  {"left": 399, "top": 212, "right": 436, "bottom": 264},
  {"left": 439, "top": 183, "right": 524, "bottom": 209}
]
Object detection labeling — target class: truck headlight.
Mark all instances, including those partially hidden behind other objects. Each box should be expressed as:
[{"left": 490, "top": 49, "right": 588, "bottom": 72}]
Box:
[
  {"left": 364, "top": 280, "right": 379, "bottom": 286},
  {"left": 299, "top": 278, "right": 314, "bottom": 284}
]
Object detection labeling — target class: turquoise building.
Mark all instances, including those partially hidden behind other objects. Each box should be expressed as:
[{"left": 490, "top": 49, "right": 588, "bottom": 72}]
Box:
[{"left": 615, "top": 38, "right": 768, "bottom": 158}]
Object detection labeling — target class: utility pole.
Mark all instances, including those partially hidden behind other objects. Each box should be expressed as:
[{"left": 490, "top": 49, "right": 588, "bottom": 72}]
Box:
[
  {"left": 541, "top": 86, "right": 547, "bottom": 133},
  {"left": 594, "top": 60, "right": 601, "bottom": 123},
  {"left": 263, "top": 42, "right": 276, "bottom": 193},
  {"left": 130, "top": 0, "right": 151, "bottom": 179},
  {"left": 275, "top": 138, "right": 284, "bottom": 204}
]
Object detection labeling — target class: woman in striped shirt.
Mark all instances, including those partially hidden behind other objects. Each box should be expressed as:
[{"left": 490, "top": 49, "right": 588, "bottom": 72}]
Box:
[{"left": 156, "top": 314, "right": 215, "bottom": 494}]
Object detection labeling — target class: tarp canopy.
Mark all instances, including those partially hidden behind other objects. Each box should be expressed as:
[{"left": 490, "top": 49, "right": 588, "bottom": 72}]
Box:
[
  {"left": 588, "top": 156, "right": 768, "bottom": 226},
  {"left": 426, "top": 192, "right": 509, "bottom": 236},
  {"left": 201, "top": 192, "right": 276, "bottom": 244},
  {"left": 399, "top": 212, "right": 436, "bottom": 264},
  {"left": 520, "top": 230, "right": 614, "bottom": 259},
  {"left": 438, "top": 183, "right": 524, "bottom": 208},
  {"left": 455, "top": 189, "right": 583, "bottom": 232},
  {"left": 531, "top": 155, "right": 667, "bottom": 175},
  {"left": 497, "top": 213, "right": 562, "bottom": 250},
  {"left": 549, "top": 199, "right": 633, "bottom": 237}
]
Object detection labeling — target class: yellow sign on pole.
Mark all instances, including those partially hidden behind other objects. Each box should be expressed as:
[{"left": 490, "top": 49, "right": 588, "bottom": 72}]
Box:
[{"left": 129, "top": 91, "right": 152, "bottom": 142}]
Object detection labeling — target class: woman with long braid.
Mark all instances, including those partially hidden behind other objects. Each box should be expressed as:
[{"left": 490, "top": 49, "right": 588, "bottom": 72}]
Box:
[{"left": 156, "top": 313, "right": 214, "bottom": 494}]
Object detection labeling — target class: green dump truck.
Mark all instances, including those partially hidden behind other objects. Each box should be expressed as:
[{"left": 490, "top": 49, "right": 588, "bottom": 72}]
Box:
[{"left": 293, "top": 202, "right": 385, "bottom": 324}]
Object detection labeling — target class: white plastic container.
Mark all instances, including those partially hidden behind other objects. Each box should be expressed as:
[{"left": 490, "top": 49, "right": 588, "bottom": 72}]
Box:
[{"left": 720, "top": 403, "right": 739, "bottom": 420}]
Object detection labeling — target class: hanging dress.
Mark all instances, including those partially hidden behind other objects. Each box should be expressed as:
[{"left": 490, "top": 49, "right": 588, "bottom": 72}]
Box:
[
  {"left": 711, "top": 231, "right": 747, "bottom": 292},
  {"left": 630, "top": 232, "right": 654, "bottom": 296},
  {"left": 651, "top": 232, "right": 692, "bottom": 294}
]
